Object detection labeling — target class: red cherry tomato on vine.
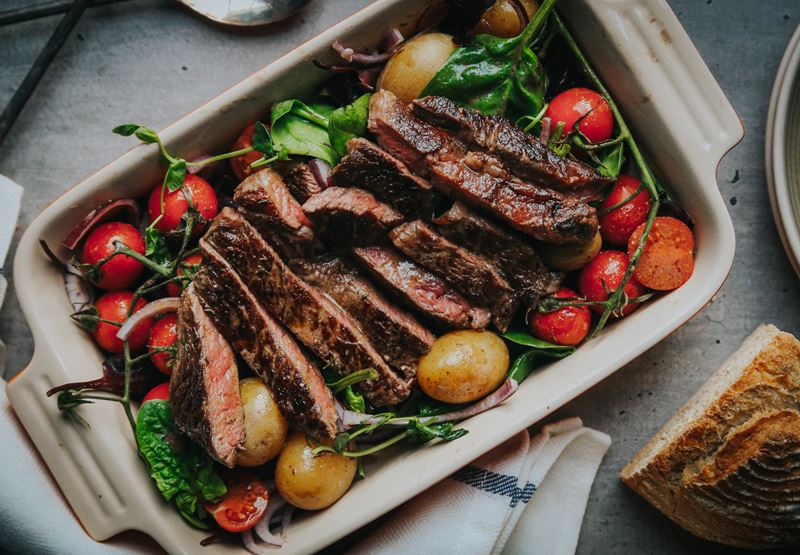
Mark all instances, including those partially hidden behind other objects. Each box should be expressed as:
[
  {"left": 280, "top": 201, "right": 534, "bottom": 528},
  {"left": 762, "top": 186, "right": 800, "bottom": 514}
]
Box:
[
  {"left": 529, "top": 287, "right": 591, "bottom": 346},
  {"left": 142, "top": 382, "right": 170, "bottom": 403},
  {"left": 166, "top": 252, "right": 203, "bottom": 297},
  {"left": 546, "top": 87, "right": 613, "bottom": 143},
  {"left": 230, "top": 123, "right": 265, "bottom": 182},
  {"left": 205, "top": 469, "right": 269, "bottom": 533},
  {"left": 80, "top": 222, "right": 145, "bottom": 290},
  {"left": 147, "top": 313, "right": 178, "bottom": 375},
  {"left": 147, "top": 174, "right": 218, "bottom": 235},
  {"left": 92, "top": 291, "right": 152, "bottom": 354},
  {"left": 577, "top": 250, "right": 647, "bottom": 318},
  {"left": 600, "top": 175, "right": 652, "bottom": 245}
]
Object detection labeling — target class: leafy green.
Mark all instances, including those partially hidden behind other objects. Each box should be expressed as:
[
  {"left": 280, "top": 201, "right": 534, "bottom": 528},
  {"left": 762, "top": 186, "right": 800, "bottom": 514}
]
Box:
[
  {"left": 251, "top": 122, "right": 274, "bottom": 156},
  {"left": 421, "top": 0, "right": 557, "bottom": 120},
  {"left": 135, "top": 400, "right": 226, "bottom": 528},
  {"left": 270, "top": 99, "right": 337, "bottom": 165},
  {"left": 504, "top": 332, "right": 576, "bottom": 383},
  {"left": 144, "top": 227, "right": 173, "bottom": 270},
  {"left": 406, "top": 418, "right": 468, "bottom": 443},
  {"left": 326, "top": 368, "right": 378, "bottom": 395},
  {"left": 328, "top": 93, "right": 372, "bottom": 157},
  {"left": 165, "top": 159, "right": 187, "bottom": 192},
  {"left": 595, "top": 142, "right": 626, "bottom": 179},
  {"left": 112, "top": 123, "right": 158, "bottom": 144},
  {"left": 502, "top": 331, "right": 576, "bottom": 352},
  {"left": 344, "top": 387, "right": 366, "bottom": 412}
]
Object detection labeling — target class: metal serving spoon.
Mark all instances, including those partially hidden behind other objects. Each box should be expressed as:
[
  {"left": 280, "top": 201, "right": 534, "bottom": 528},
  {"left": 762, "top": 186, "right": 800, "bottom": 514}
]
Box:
[{"left": 177, "top": 0, "right": 310, "bottom": 27}]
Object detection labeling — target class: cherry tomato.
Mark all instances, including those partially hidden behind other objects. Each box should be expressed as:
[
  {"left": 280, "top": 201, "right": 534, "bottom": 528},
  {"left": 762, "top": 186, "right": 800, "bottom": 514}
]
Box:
[
  {"left": 577, "top": 250, "right": 647, "bottom": 317},
  {"left": 229, "top": 123, "right": 265, "bottom": 182},
  {"left": 205, "top": 469, "right": 269, "bottom": 533},
  {"left": 545, "top": 87, "right": 613, "bottom": 143},
  {"left": 142, "top": 382, "right": 170, "bottom": 403},
  {"left": 530, "top": 287, "right": 591, "bottom": 346},
  {"left": 147, "top": 313, "right": 178, "bottom": 375},
  {"left": 628, "top": 217, "right": 695, "bottom": 291},
  {"left": 147, "top": 174, "right": 218, "bottom": 235},
  {"left": 600, "top": 175, "right": 653, "bottom": 245},
  {"left": 80, "top": 222, "right": 145, "bottom": 290},
  {"left": 93, "top": 291, "right": 152, "bottom": 354},
  {"left": 166, "top": 252, "right": 203, "bottom": 297}
]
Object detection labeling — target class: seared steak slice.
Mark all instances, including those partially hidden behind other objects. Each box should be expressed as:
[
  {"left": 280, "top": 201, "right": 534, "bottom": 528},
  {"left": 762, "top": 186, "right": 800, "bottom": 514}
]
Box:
[
  {"left": 204, "top": 208, "right": 410, "bottom": 406},
  {"left": 302, "top": 187, "right": 404, "bottom": 248},
  {"left": 434, "top": 201, "right": 563, "bottom": 307},
  {"left": 412, "top": 95, "right": 612, "bottom": 201},
  {"left": 194, "top": 241, "right": 340, "bottom": 441},
  {"left": 233, "top": 168, "right": 314, "bottom": 242},
  {"left": 390, "top": 220, "right": 518, "bottom": 332},
  {"left": 353, "top": 246, "right": 490, "bottom": 330},
  {"left": 171, "top": 285, "right": 244, "bottom": 468},
  {"left": 282, "top": 162, "right": 323, "bottom": 203},
  {"left": 331, "top": 138, "right": 440, "bottom": 218},
  {"left": 290, "top": 254, "right": 435, "bottom": 379}
]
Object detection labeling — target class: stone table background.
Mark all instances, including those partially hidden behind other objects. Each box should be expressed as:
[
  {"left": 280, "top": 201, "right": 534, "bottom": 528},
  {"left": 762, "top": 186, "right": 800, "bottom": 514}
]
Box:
[{"left": 0, "top": 1, "right": 798, "bottom": 553}]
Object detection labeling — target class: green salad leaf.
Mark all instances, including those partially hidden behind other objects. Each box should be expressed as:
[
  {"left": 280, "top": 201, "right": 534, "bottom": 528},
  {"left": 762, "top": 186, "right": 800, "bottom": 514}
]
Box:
[
  {"left": 328, "top": 93, "right": 372, "bottom": 158},
  {"left": 270, "top": 99, "right": 337, "bottom": 165},
  {"left": 595, "top": 142, "right": 626, "bottom": 179},
  {"left": 503, "top": 331, "right": 575, "bottom": 383}
]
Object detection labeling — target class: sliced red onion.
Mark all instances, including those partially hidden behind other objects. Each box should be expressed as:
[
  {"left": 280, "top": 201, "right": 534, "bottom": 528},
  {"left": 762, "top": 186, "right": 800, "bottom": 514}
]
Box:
[
  {"left": 243, "top": 529, "right": 280, "bottom": 554},
  {"left": 279, "top": 506, "right": 294, "bottom": 541},
  {"left": 539, "top": 117, "right": 552, "bottom": 145},
  {"left": 246, "top": 491, "right": 291, "bottom": 551},
  {"left": 342, "top": 378, "right": 519, "bottom": 428},
  {"left": 332, "top": 41, "right": 391, "bottom": 66},
  {"left": 357, "top": 67, "right": 381, "bottom": 90},
  {"left": 379, "top": 28, "right": 405, "bottom": 54},
  {"left": 62, "top": 198, "right": 141, "bottom": 250},
  {"left": 65, "top": 271, "right": 93, "bottom": 313},
  {"left": 116, "top": 297, "right": 180, "bottom": 341},
  {"left": 307, "top": 159, "right": 332, "bottom": 189}
]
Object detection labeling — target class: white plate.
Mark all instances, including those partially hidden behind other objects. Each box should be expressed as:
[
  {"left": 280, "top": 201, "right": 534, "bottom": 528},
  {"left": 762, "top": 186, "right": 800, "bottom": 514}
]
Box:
[
  {"left": 767, "top": 23, "right": 800, "bottom": 279},
  {"left": 7, "top": 1, "right": 742, "bottom": 553}
]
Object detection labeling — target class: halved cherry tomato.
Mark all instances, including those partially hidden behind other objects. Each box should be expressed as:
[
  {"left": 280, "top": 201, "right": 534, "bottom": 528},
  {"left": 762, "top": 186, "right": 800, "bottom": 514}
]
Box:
[
  {"left": 229, "top": 123, "right": 265, "bottom": 182},
  {"left": 545, "top": 87, "right": 613, "bottom": 143},
  {"left": 93, "top": 291, "right": 152, "bottom": 354},
  {"left": 147, "top": 174, "right": 218, "bottom": 235},
  {"left": 577, "top": 250, "right": 647, "bottom": 317},
  {"left": 80, "top": 222, "right": 145, "bottom": 290},
  {"left": 205, "top": 469, "right": 269, "bottom": 533},
  {"left": 166, "top": 252, "right": 203, "bottom": 297},
  {"left": 529, "top": 287, "right": 591, "bottom": 346},
  {"left": 600, "top": 175, "right": 652, "bottom": 245},
  {"left": 142, "top": 382, "right": 170, "bottom": 403},
  {"left": 627, "top": 217, "right": 695, "bottom": 291},
  {"left": 148, "top": 313, "right": 178, "bottom": 375}
]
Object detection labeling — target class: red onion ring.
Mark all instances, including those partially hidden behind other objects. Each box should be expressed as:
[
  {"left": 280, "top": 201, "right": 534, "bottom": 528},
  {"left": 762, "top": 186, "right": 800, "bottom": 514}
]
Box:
[
  {"left": 379, "top": 28, "right": 405, "bottom": 54},
  {"left": 62, "top": 198, "right": 141, "bottom": 251},
  {"left": 307, "top": 159, "right": 332, "bottom": 189},
  {"left": 332, "top": 41, "right": 391, "bottom": 66},
  {"left": 539, "top": 117, "right": 552, "bottom": 145},
  {"left": 116, "top": 297, "right": 180, "bottom": 341}
]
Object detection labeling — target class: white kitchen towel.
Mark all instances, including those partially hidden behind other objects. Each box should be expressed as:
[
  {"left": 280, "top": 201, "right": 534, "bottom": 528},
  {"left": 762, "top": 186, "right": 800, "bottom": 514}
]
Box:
[
  {"left": 350, "top": 417, "right": 611, "bottom": 555},
  {"left": 0, "top": 380, "right": 162, "bottom": 555}
]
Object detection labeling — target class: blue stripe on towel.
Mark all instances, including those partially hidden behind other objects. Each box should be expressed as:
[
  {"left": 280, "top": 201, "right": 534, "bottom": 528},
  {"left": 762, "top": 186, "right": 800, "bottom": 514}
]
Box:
[{"left": 452, "top": 465, "right": 537, "bottom": 507}]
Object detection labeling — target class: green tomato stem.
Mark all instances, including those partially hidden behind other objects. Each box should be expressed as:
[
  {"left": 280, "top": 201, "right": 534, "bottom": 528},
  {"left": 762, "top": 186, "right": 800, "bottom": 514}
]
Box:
[
  {"left": 122, "top": 342, "right": 136, "bottom": 434},
  {"left": 186, "top": 146, "right": 254, "bottom": 168},
  {"left": 113, "top": 242, "right": 171, "bottom": 277}
]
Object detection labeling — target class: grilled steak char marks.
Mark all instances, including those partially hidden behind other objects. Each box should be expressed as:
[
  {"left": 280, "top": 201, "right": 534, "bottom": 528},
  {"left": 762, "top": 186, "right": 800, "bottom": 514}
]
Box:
[
  {"left": 302, "top": 187, "right": 404, "bottom": 248},
  {"left": 412, "top": 95, "right": 613, "bottom": 201},
  {"left": 194, "top": 241, "right": 340, "bottom": 440},
  {"left": 331, "top": 138, "right": 441, "bottom": 219},
  {"left": 204, "top": 208, "right": 411, "bottom": 406},
  {"left": 434, "top": 201, "right": 563, "bottom": 308},
  {"left": 353, "top": 245, "right": 491, "bottom": 330},
  {"left": 233, "top": 167, "right": 314, "bottom": 242},
  {"left": 170, "top": 285, "right": 244, "bottom": 468},
  {"left": 368, "top": 90, "right": 599, "bottom": 244},
  {"left": 282, "top": 162, "right": 324, "bottom": 203},
  {"left": 290, "top": 254, "right": 435, "bottom": 380},
  {"left": 390, "top": 220, "right": 518, "bottom": 332}
]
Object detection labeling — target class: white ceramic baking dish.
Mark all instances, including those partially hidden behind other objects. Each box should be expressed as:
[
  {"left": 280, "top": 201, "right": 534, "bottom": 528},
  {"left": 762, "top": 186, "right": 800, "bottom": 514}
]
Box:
[{"left": 8, "top": 0, "right": 741, "bottom": 553}]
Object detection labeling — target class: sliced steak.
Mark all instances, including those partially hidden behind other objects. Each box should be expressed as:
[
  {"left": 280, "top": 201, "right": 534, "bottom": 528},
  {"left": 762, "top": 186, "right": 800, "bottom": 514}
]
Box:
[
  {"left": 389, "top": 220, "right": 518, "bottom": 332},
  {"left": 412, "top": 95, "right": 612, "bottom": 201},
  {"left": 282, "top": 162, "right": 323, "bottom": 203},
  {"left": 434, "top": 201, "right": 563, "bottom": 307},
  {"left": 171, "top": 285, "right": 244, "bottom": 468},
  {"left": 203, "top": 208, "right": 411, "bottom": 406},
  {"left": 353, "top": 245, "right": 490, "bottom": 330},
  {"left": 194, "top": 242, "right": 340, "bottom": 441},
  {"left": 331, "top": 138, "right": 440, "bottom": 218},
  {"left": 302, "top": 187, "right": 404, "bottom": 248},
  {"left": 290, "top": 254, "right": 435, "bottom": 379},
  {"left": 233, "top": 168, "right": 314, "bottom": 242}
]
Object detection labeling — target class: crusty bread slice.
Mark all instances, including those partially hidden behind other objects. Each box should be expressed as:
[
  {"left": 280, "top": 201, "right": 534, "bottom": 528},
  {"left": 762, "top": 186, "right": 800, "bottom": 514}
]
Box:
[{"left": 621, "top": 324, "right": 800, "bottom": 549}]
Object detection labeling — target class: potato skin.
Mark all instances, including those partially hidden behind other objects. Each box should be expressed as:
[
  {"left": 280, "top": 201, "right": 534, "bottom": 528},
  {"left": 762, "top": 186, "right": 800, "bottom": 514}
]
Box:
[
  {"left": 237, "top": 377, "right": 288, "bottom": 467},
  {"left": 474, "top": 0, "right": 539, "bottom": 38},
  {"left": 538, "top": 230, "right": 602, "bottom": 271},
  {"left": 275, "top": 431, "right": 357, "bottom": 510},
  {"left": 376, "top": 33, "right": 456, "bottom": 102},
  {"left": 418, "top": 330, "right": 509, "bottom": 404}
]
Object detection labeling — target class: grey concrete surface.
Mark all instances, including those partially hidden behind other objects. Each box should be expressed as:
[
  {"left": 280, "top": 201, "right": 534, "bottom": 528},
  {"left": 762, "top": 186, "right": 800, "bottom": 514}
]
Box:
[{"left": 0, "top": 1, "right": 798, "bottom": 553}]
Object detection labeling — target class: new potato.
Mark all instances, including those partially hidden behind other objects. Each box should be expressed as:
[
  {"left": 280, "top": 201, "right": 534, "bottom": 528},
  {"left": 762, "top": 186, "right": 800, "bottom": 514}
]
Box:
[
  {"left": 475, "top": 0, "right": 539, "bottom": 38},
  {"left": 275, "top": 431, "right": 357, "bottom": 510},
  {"left": 376, "top": 32, "right": 456, "bottom": 102},
  {"left": 236, "top": 377, "right": 288, "bottom": 467},
  {"left": 418, "top": 330, "right": 509, "bottom": 404}
]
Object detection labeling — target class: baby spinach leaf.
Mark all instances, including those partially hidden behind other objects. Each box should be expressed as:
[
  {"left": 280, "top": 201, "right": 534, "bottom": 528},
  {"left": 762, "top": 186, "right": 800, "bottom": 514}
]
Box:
[
  {"left": 144, "top": 227, "right": 172, "bottom": 270},
  {"left": 504, "top": 332, "right": 576, "bottom": 383},
  {"left": 421, "top": 0, "right": 557, "bottom": 120},
  {"left": 251, "top": 121, "right": 274, "bottom": 156},
  {"left": 270, "top": 99, "right": 337, "bottom": 165},
  {"left": 165, "top": 159, "right": 187, "bottom": 192},
  {"left": 112, "top": 123, "right": 159, "bottom": 144},
  {"left": 595, "top": 142, "right": 626, "bottom": 179},
  {"left": 328, "top": 93, "right": 372, "bottom": 158},
  {"left": 502, "top": 331, "right": 576, "bottom": 354}
]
